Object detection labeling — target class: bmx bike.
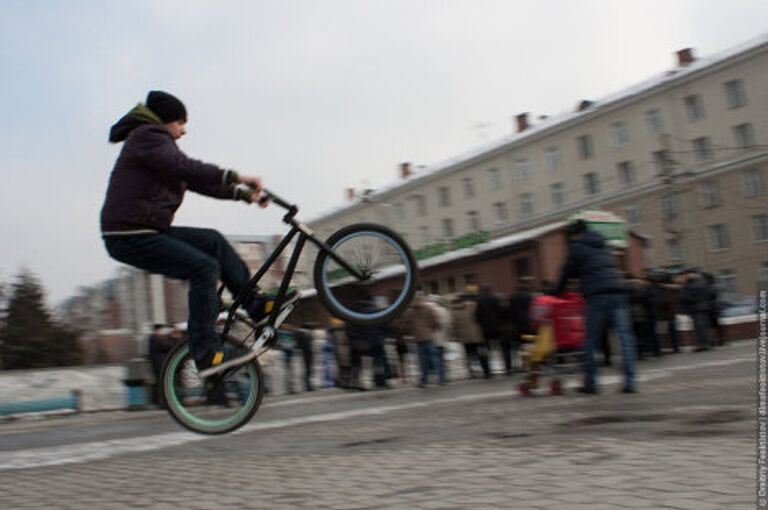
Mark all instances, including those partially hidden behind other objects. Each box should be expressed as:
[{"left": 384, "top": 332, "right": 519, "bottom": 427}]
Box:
[{"left": 159, "top": 189, "right": 419, "bottom": 434}]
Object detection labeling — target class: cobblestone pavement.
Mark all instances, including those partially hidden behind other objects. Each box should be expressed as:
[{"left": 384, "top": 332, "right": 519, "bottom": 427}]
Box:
[{"left": 0, "top": 341, "right": 757, "bottom": 509}]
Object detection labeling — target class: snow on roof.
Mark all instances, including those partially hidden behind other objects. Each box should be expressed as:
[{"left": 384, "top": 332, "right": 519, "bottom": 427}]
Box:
[
  {"left": 417, "top": 221, "right": 565, "bottom": 271},
  {"left": 308, "top": 33, "right": 768, "bottom": 225}
]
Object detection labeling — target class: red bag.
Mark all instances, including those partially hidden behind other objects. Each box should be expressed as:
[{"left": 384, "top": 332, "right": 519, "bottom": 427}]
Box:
[{"left": 550, "top": 292, "right": 585, "bottom": 350}]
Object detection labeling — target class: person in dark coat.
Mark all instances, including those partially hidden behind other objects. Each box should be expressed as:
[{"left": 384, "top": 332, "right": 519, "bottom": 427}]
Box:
[
  {"left": 655, "top": 271, "right": 681, "bottom": 353},
  {"left": 294, "top": 324, "right": 315, "bottom": 392},
  {"left": 680, "top": 270, "right": 712, "bottom": 352},
  {"left": 626, "top": 274, "right": 660, "bottom": 359},
  {"left": 475, "top": 285, "right": 505, "bottom": 378},
  {"left": 507, "top": 279, "right": 535, "bottom": 373},
  {"left": 703, "top": 272, "right": 725, "bottom": 346},
  {"left": 100, "top": 90, "right": 269, "bottom": 372},
  {"left": 555, "top": 220, "right": 637, "bottom": 394},
  {"left": 347, "top": 312, "right": 391, "bottom": 390}
]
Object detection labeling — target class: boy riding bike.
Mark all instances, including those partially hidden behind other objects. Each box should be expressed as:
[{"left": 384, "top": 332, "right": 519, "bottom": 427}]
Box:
[{"left": 100, "top": 90, "right": 289, "bottom": 373}]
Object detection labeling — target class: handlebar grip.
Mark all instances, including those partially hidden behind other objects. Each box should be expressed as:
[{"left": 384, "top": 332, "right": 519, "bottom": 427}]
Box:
[{"left": 262, "top": 189, "right": 294, "bottom": 211}]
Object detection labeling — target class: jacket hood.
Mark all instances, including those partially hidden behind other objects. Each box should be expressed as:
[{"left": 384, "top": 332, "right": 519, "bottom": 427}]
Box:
[
  {"left": 109, "top": 103, "right": 164, "bottom": 143},
  {"left": 578, "top": 229, "right": 607, "bottom": 249}
]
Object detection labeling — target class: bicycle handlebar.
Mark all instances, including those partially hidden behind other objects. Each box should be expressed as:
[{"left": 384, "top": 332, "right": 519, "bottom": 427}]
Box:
[
  {"left": 258, "top": 188, "right": 300, "bottom": 223},
  {"left": 260, "top": 188, "right": 294, "bottom": 210}
]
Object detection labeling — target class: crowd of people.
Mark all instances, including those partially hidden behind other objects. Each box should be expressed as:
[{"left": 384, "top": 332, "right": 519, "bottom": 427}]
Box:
[
  {"left": 306, "top": 265, "right": 727, "bottom": 394},
  {"left": 143, "top": 228, "right": 729, "bottom": 398}
]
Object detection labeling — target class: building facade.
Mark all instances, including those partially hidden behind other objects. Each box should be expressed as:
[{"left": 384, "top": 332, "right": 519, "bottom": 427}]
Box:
[{"left": 303, "top": 36, "right": 768, "bottom": 301}]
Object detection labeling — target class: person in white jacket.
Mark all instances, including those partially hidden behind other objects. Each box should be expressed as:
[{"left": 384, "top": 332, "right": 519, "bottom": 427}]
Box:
[{"left": 427, "top": 295, "right": 452, "bottom": 385}]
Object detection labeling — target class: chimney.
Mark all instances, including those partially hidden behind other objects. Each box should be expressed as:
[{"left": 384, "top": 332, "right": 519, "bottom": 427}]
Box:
[
  {"left": 345, "top": 188, "right": 356, "bottom": 201},
  {"left": 577, "top": 100, "right": 594, "bottom": 112},
  {"left": 515, "top": 113, "right": 529, "bottom": 133},
  {"left": 399, "top": 162, "right": 412, "bottom": 179},
  {"left": 676, "top": 48, "right": 695, "bottom": 67}
]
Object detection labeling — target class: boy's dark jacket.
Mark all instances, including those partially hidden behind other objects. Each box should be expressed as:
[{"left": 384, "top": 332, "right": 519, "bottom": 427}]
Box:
[
  {"left": 556, "top": 229, "right": 627, "bottom": 298},
  {"left": 100, "top": 104, "right": 236, "bottom": 233}
]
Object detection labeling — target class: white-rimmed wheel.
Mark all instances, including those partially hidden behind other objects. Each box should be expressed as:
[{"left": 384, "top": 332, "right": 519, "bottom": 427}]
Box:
[
  {"left": 313, "top": 223, "right": 418, "bottom": 326},
  {"left": 160, "top": 336, "right": 264, "bottom": 435}
]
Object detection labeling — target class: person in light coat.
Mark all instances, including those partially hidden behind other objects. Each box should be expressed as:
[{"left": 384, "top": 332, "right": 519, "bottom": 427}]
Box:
[
  {"left": 428, "top": 295, "right": 452, "bottom": 385},
  {"left": 450, "top": 294, "right": 490, "bottom": 379},
  {"left": 400, "top": 293, "right": 439, "bottom": 387}
]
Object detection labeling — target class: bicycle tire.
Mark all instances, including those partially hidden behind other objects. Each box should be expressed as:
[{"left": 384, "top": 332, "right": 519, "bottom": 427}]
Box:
[
  {"left": 160, "top": 336, "right": 264, "bottom": 435},
  {"left": 313, "top": 223, "right": 418, "bottom": 325}
]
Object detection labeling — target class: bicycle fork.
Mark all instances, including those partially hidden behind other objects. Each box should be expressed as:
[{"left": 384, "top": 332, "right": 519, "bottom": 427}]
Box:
[{"left": 198, "top": 302, "right": 296, "bottom": 379}]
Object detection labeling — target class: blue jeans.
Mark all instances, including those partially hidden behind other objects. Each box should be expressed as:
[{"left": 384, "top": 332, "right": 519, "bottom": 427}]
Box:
[
  {"left": 416, "top": 341, "right": 436, "bottom": 385},
  {"left": 104, "top": 227, "right": 251, "bottom": 364},
  {"left": 584, "top": 293, "right": 637, "bottom": 389}
]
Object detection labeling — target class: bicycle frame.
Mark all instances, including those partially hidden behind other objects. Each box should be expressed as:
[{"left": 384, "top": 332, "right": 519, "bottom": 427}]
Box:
[{"left": 219, "top": 189, "right": 366, "bottom": 343}]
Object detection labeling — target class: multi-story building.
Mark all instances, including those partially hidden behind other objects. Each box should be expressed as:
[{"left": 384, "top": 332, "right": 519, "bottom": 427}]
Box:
[{"left": 304, "top": 35, "right": 768, "bottom": 301}]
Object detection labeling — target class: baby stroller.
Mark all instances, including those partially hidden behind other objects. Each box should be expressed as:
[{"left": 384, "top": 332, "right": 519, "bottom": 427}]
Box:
[{"left": 518, "top": 292, "right": 585, "bottom": 396}]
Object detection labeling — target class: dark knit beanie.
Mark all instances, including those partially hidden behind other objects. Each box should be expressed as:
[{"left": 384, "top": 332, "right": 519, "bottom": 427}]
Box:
[{"left": 146, "top": 90, "right": 187, "bottom": 123}]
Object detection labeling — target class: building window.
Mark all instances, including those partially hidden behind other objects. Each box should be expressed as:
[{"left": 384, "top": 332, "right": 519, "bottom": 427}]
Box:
[
  {"left": 419, "top": 226, "right": 430, "bottom": 246},
  {"left": 488, "top": 167, "right": 502, "bottom": 190},
  {"left": 519, "top": 193, "right": 533, "bottom": 218},
  {"left": 661, "top": 194, "right": 679, "bottom": 219},
  {"left": 653, "top": 149, "right": 673, "bottom": 174},
  {"left": 438, "top": 186, "right": 451, "bottom": 208},
  {"left": 513, "top": 158, "right": 531, "bottom": 183},
  {"left": 645, "top": 109, "right": 665, "bottom": 135},
  {"left": 699, "top": 181, "right": 721, "bottom": 208},
  {"left": 583, "top": 172, "right": 601, "bottom": 196},
  {"left": 441, "top": 218, "right": 455, "bottom": 239},
  {"left": 545, "top": 147, "right": 561, "bottom": 173},
  {"left": 715, "top": 270, "right": 737, "bottom": 302},
  {"left": 617, "top": 161, "right": 636, "bottom": 186},
  {"left": 410, "top": 194, "right": 427, "bottom": 217},
  {"left": 684, "top": 94, "right": 706, "bottom": 121},
  {"left": 753, "top": 214, "right": 768, "bottom": 242},
  {"left": 708, "top": 224, "right": 730, "bottom": 251},
  {"left": 493, "top": 201, "right": 509, "bottom": 225},
  {"left": 668, "top": 238, "right": 683, "bottom": 261},
  {"left": 550, "top": 183, "right": 565, "bottom": 208},
  {"left": 467, "top": 211, "right": 481, "bottom": 231},
  {"left": 576, "top": 134, "right": 594, "bottom": 159},
  {"left": 461, "top": 177, "right": 475, "bottom": 199},
  {"left": 393, "top": 203, "right": 405, "bottom": 221},
  {"left": 429, "top": 281, "right": 439, "bottom": 295},
  {"left": 609, "top": 121, "right": 629, "bottom": 147},
  {"left": 743, "top": 168, "right": 765, "bottom": 197},
  {"left": 624, "top": 205, "right": 641, "bottom": 226},
  {"left": 733, "top": 123, "right": 755, "bottom": 148},
  {"left": 724, "top": 79, "right": 747, "bottom": 109},
  {"left": 692, "top": 137, "right": 713, "bottom": 162}
]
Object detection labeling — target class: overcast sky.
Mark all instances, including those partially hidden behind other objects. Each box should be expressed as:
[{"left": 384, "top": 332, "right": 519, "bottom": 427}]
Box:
[{"left": 1, "top": 0, "right": 767, "bottom": 305}]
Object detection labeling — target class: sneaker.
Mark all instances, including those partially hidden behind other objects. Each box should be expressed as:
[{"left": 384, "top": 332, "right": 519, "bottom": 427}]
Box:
[
  {"left": 246, "top": 289, "right": 299, "bottom": 323},
  {"left": 621, "top": 385, "right": 638, "bottom": 394},
  {"left": 196, "top": 349, "right": 233, "bottom": 373}
]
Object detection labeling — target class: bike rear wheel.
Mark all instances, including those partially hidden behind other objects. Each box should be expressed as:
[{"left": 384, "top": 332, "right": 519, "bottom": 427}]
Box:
[
  {"left": 160, "top": 336, "right": 264, "bottom": 435},
  {"left": 313, "top": 223, "right": 418, "bottom": 325}
]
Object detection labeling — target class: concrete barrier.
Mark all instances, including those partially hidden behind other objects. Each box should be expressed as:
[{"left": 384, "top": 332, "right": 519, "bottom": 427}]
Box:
[{"left": 0, "top": 390, "right": 81, "bottom": 418}]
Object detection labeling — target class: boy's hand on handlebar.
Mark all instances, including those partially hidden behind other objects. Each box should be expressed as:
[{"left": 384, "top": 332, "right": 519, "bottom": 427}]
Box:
[
  {"left": 237, "top": 175, "right": 270, "bottom": 208},
  {"left": 238, "top": 175, "right": 263, "bottom": 194}
]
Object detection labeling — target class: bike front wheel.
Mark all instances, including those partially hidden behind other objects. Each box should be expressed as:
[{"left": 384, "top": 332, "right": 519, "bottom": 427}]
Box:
[
  {"left": 313, "top": 223, "right": 418, "bottom": 326},
  {"left": 160, "top": 336, "right": 264, "bottom": 435}
]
